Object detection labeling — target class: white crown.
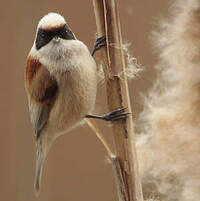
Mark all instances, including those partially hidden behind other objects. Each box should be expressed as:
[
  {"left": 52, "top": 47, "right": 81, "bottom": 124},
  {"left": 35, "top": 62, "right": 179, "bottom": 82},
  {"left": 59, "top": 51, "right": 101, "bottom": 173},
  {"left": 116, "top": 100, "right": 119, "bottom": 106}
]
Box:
[{"left": 38, "top": 13, "right": 66, "bottom": 30}]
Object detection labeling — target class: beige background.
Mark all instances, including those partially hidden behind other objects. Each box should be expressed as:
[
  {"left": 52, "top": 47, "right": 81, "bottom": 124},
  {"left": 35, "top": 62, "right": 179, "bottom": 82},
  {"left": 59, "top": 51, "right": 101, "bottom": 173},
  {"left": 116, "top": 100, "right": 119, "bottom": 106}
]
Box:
[{"left": 0, "top": 0, "right": 169, "bottom": 200}]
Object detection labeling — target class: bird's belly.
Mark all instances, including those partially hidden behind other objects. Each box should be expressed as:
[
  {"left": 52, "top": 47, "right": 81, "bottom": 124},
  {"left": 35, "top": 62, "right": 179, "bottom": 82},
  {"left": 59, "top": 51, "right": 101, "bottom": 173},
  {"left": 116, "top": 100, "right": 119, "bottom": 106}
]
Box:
[{"left": 47, "top": 68, "right": 97, "bottom": 137}]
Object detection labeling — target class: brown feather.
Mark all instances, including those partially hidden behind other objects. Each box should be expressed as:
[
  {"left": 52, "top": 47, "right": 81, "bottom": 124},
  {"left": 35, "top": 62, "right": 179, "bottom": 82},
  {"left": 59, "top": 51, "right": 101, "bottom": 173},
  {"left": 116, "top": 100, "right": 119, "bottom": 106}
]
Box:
[
  {"left": 25, "top": 55, "right": 58, "bottom": 104},
  {"left": 26, "top": 57, "right": 42, "bottom": 84},
  {"left": 44, "top": 23, "right": 65, "bottom": 31},
  {"left": 25, "top": 55, "right": 58, "bottom": 138}
]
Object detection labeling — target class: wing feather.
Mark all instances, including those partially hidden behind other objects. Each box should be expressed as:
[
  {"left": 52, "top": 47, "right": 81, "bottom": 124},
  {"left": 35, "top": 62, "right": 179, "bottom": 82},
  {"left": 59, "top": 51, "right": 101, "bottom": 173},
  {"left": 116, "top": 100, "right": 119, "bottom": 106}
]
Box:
[{"left": 25, "top": 55, "right": 58, "bottom": 138}]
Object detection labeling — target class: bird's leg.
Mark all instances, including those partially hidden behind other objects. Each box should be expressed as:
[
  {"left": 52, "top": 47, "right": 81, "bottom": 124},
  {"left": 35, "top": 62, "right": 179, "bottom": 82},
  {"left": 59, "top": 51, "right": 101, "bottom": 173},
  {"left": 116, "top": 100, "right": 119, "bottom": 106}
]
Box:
[
  {"left": 91, "top": 36, "right": 106, "bottom": 56},
  {"left": 85, "top": 108, "right": 130, "bottom": 122}
]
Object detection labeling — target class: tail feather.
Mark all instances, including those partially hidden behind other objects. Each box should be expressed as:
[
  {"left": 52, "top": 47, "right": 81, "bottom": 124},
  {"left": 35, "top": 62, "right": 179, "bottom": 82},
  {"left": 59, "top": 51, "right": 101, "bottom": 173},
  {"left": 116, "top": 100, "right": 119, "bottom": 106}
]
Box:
[{"left": 34, "top": 139, "right": 46, "bottom": 196}]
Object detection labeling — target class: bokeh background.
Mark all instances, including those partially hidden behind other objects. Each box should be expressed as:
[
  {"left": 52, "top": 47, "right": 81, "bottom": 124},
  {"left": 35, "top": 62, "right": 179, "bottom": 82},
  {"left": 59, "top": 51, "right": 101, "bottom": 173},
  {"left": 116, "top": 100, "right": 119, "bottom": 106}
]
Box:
[{"left": 1, "top": 0, "right": 169, "bottom": 200}]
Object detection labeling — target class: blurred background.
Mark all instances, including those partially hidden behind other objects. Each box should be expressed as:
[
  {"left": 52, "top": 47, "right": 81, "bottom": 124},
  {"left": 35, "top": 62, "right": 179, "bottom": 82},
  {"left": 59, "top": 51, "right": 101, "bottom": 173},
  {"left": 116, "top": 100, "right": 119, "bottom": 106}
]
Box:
[{"left": 0, "top": 0, "right": 170, "bottom": 200}]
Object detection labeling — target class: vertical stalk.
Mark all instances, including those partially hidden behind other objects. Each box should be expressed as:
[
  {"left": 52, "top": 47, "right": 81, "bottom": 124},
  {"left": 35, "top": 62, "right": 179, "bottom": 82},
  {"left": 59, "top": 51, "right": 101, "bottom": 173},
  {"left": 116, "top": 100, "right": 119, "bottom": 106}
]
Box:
[{"left": 92, "top": 1, "right": 144, "bottom": 201}]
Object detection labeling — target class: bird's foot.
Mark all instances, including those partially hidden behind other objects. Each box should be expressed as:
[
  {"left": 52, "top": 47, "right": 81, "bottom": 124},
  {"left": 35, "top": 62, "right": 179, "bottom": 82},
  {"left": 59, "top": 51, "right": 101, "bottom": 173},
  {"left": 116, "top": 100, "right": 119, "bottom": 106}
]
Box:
[
  {"left": 85, "top": 107, "right": 130, "bottom": 121},
  {"left": 92, "top": 36, "right": 106, "bottom": 56}
]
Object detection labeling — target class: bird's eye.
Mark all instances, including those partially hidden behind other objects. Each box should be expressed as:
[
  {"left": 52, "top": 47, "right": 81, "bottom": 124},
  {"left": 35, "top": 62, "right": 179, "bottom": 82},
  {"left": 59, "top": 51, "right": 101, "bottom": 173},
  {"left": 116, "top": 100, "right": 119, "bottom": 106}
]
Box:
[
  {"left": 60, "top": 24, "right": 75, "bottom": 40},
  {"left": 36, "top": 28, "right": 52, "bottom": 50},
  {"left": 40, "top": 29, "right": 48, "bottom": 38}
]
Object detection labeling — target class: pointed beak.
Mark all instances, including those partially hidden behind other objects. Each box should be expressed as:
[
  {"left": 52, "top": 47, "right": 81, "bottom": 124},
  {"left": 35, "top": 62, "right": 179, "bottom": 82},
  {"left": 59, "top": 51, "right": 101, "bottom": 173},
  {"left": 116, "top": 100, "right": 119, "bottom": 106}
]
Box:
[{"left": 53, "top": 36, "right": 61, "bottom": 43}]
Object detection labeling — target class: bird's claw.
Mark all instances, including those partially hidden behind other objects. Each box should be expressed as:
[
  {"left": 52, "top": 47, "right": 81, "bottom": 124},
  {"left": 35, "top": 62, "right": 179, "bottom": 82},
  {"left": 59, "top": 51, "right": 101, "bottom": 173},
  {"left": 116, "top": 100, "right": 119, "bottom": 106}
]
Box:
[
  {"left": 102, "top": 107, "right": 130, "bottom": 121},
  {"left": 85, "top": 107, "right": 131, "bottom": 122},
  {"left": 92, "top": 36, "right": 106, "bottom": 56}
]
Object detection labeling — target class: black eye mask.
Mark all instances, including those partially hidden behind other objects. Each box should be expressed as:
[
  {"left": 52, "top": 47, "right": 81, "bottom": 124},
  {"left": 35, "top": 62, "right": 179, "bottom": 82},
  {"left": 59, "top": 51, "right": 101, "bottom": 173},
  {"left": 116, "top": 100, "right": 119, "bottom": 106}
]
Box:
[{"left": 35, "top": 24, "right": 75, "bottom": 50}]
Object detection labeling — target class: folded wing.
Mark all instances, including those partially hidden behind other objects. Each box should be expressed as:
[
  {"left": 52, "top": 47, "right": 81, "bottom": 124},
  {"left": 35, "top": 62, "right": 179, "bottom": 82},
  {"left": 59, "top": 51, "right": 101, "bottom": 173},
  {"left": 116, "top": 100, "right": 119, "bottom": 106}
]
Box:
[{"left": 25, "top": 55, "right": 58, "bottom": 139}]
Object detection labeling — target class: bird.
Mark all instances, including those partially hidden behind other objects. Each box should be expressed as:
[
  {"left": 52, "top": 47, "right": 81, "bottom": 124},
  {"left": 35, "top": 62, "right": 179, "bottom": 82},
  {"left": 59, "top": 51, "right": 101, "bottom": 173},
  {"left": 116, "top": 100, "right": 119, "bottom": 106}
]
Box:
[{"left": 25, "top": 12, "right": 129, "bottom": 194}]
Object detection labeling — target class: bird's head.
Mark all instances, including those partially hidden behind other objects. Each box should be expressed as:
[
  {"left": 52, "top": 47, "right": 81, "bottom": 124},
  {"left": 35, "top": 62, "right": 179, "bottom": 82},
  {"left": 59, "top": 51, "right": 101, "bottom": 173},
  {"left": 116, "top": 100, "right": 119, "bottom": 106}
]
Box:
[{"left": 35, "top": 13, "right": 76, "bottom": 50}]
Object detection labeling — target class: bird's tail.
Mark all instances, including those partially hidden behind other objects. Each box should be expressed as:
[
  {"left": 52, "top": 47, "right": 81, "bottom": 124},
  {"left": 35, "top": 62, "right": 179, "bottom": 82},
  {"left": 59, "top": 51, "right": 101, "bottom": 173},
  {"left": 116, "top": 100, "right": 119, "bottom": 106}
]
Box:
[{"left": 34, "top": 138, "right": 47, "bottom": 196}]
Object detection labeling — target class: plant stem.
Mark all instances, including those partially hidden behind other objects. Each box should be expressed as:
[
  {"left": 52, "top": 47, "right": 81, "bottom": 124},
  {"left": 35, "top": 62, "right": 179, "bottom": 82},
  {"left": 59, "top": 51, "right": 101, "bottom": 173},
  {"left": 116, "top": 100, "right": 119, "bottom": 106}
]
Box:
[
  {"left": 92, "top": 1, "right": 144, "bottom": 201},
  {"left": 85, "top": 119, "right": 114, "bottom": 157}
]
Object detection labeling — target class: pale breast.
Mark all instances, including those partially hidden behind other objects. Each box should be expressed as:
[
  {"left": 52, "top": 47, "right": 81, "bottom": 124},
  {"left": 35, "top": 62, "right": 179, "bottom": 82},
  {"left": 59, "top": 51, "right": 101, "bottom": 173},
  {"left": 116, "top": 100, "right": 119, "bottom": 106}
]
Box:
[
  {"left": 48, "top": 55, "right": 97, "bottom": 135},
  {"left": 35, "top": 39, "right": 97, "bottom": 137}
]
